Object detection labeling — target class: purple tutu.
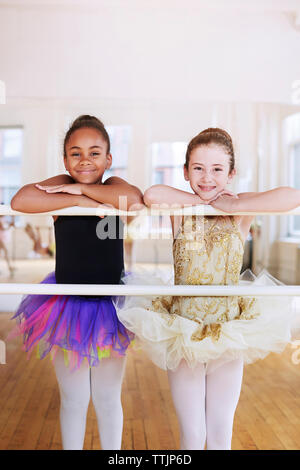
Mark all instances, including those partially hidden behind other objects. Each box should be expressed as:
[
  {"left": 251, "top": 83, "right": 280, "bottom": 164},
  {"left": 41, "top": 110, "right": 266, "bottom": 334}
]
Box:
[{"left": 10, "top": 272, "right": 134, "bottom": 370}]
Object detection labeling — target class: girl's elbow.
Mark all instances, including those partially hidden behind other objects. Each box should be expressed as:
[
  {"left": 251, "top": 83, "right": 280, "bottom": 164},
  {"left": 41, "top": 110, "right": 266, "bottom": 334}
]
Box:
[
  {"left": 11, "top": 197, "right": 29, "bottom": 212},
  {"left": 11, "top": 194, "right": 22, "bottom": 211},
  {"left": 143, "top": 185, "right": 163, "bottom": 207},
  {"left": 143, "top": 190, "right": 152, "bottom": 207},
  {"left": 10, "top": 185, "right": 32, "bottom": 212},
  {"left": 127, "top": 191, "right": 144, "bottom": 211}
]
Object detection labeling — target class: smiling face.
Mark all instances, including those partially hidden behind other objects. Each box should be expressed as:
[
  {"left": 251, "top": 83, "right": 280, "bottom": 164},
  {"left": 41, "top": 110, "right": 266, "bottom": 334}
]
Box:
[
  {"left": 184, "top": 144, "right": 236, "bottom": 201},
  {"left": 64, "top": 127, "right": 112, "bottom": 184}
]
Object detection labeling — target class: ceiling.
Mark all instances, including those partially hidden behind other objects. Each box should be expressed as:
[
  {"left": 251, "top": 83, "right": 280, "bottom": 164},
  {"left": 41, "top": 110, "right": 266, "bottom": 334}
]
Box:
[{"left": 0, "top": 0, "right": 300, "bottom": 103}]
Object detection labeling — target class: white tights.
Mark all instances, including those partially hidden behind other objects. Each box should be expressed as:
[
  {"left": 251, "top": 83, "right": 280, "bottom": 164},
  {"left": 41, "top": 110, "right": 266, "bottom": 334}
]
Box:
[
  {"left": 53, "top": 351, "right": 127, "bottom": 450},
  {"left": 167, "top": 358, "right": 244, "bottom": 450}
]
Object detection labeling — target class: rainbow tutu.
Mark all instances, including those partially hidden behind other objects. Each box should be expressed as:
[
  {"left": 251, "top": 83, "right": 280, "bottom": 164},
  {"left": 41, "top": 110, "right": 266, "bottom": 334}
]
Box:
[{"left": 10, "top": 272, "right": 134, "bottom": 370}]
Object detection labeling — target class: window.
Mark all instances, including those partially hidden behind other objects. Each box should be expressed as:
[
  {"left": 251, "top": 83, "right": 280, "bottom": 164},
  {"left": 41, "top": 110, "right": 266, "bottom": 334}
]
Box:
[
  {"left": 289, "top": 142, "right": 300, "bottom": 236},
  {"left": 283, "top": 112, "right": 300, "bottom": 237},
  {"left": 150, "top": 142, "right": 190, "bottom": 235},
  {"left": 0, "top": 127, "right": 23, "bottom": 205},
  {"left": 152, "top": 142, "right": 190, "bottom": 191},
  {"left": 104, "top": 126, "right": 131, "bottom": 180}
]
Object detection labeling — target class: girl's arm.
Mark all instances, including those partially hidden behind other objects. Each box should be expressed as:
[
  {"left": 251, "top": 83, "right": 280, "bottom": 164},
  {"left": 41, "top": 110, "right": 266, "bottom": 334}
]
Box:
[
  {"left": 211, "top": 187, "right": 300, "bottom": 213},
  {"left": 143, "top": 184, "right": 204, "bottom": 207},
  {"left": 10, "top": 174, "right": 99, "bottom": 213},
  {"left": 144, "top": 185, "right": 206, "bottom": 240},
  {"left": 35, "top": 176, "right": 144, "bottom": 211},
  {"left": 101, "top": 176, "right": 144, "bottom": 210},
  {"left": 211, "top": 188, "right": 300, "bottom": 242}
]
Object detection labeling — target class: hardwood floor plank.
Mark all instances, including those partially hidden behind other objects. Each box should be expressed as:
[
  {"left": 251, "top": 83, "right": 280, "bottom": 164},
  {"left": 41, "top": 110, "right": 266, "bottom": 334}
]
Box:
[{"left": 2, "top": 311, "right": 300, "bottom": 450}]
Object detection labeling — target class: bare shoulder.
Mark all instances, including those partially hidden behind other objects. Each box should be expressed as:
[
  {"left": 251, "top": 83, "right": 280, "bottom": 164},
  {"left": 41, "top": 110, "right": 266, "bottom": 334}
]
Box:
[{"left": 104, "top": 176, "right": 129, "bottom": 186}]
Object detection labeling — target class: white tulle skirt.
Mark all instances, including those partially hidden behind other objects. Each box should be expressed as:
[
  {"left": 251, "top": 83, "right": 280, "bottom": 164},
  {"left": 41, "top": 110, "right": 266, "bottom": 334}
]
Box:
[{"left": 114, "top": 269, "right": 300, "bottom": 373}]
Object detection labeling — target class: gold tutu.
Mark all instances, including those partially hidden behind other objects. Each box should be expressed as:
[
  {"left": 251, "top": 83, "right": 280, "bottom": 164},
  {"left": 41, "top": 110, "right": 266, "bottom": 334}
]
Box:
[{"left": 115, "top": 216, "right": 299, "bottom": 373}]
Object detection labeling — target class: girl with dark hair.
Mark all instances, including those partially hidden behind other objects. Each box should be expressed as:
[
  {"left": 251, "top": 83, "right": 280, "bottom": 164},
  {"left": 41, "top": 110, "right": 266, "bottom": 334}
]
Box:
[{"left": 10, "top": 115, "right": 143, "bottom": 450}]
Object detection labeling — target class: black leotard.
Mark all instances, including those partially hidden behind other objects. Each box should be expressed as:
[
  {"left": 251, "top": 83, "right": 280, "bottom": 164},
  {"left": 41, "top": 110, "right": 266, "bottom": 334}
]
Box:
[{"left": 54, "top": 216, "right": 124, "bottom": 285}]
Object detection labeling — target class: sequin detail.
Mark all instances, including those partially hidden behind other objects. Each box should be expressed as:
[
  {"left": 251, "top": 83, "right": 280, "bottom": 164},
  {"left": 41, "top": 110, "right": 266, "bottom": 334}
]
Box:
[{"left": 151, "top": 215, "right": 260, "bottom": 341}]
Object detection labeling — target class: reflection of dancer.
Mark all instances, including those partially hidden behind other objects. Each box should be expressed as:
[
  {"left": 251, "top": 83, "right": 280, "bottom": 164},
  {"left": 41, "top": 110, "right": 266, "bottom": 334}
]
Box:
[
  {"left": 117, "top": 128, "right": 300, "bottom": 450},
  {"left": 24, "top": 224, "right": 55, "bottom": 257},
  {"left": 10, "top": 115, "right": 143, "bottom": 450},
  {"left": 0, "top": 216, "right": 15, "bottom": 277}
]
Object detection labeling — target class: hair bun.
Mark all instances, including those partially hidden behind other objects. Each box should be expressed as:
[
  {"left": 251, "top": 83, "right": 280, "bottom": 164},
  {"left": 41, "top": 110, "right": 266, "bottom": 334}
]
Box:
[
  {"left": 63, "top": 114, "right": 110, "bottom": 156},
  {"left": 72, "top": 115, "right": 105, "bottom": 128},
  {"left": 185, "top": 127, "right": 235, "bottom": 172},
  {"left": 200, "top": 128, "right": 232, "bottom": 143}
]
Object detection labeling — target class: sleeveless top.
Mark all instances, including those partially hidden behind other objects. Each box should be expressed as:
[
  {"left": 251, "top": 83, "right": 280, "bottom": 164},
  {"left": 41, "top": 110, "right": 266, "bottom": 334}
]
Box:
[
  {"left": 54, "top": 215, "right": 124, "bottom": 285},
  {"left": 173, "top": 215, "right": 244, "bottom": 287},
  {"left": 151, "top": 215, "right": 259, "bottom": 341}
]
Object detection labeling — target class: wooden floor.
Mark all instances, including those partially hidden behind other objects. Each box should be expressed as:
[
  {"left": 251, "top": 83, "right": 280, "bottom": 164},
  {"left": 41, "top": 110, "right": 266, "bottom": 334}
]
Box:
[
  {"left": 1, "top": 312, "right": 300, "bottom": 450},
  {"left": 1, "top": 259, "right": 300, "bottom": 450}
]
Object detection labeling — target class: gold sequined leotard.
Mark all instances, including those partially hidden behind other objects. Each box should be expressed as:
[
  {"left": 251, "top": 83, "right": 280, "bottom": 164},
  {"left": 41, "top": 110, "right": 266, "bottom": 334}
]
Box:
[
  {"left": 115, "top": 213, "right": 295, "bottom": 371},
  {"left": 151, "top": 215, "right": 259, "bottom": 341}
]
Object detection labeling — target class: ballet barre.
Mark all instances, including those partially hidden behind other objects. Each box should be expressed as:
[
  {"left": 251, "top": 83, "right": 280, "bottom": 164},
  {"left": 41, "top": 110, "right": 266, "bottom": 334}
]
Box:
[
  {"left": 0, "top": 283, "right": 299, "bottom": 296},
  {"left": 1, "top": 204, "right": 300, "bottom": 216},
  {"left": 1, "top": 204, "right": 300, "bottom": 298}
]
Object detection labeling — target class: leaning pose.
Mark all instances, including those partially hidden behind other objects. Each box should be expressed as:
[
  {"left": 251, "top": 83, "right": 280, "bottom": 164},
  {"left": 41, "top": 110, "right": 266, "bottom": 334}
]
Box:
[
  {"left": 10, "top": 115, "right": 143, "bottom": 450},
  {"left": 116, "top": 127, "right": 300, "bottom": 450}
]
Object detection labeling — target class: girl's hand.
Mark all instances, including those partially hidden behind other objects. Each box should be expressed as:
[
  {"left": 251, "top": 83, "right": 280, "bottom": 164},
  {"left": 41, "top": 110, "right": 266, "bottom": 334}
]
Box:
[
  {"left": 207, "top": 189, "right": 238, "bottom": 204},
  {"left": 209, "top": 191, "right": 239, "bottom": 212},
  {"left": 35, "top": 183, "right": 83, "bottom": 195}
]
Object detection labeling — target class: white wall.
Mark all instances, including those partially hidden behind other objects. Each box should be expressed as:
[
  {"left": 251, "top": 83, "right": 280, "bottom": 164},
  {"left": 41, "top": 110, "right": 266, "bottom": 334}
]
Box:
[
  {"left": 1, "top": 0, "right": 300, "bottom": 273},
  {"left": 0, "top": 1, "right": 300, "bottom": 103}
]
